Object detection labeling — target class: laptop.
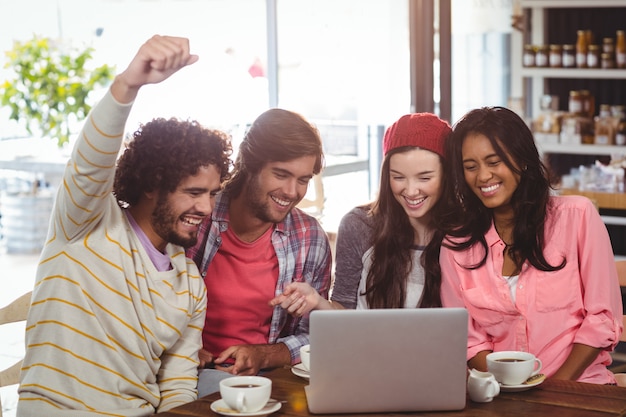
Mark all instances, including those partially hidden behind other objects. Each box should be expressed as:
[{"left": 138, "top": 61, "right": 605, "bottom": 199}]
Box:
[{"left": 304, "top": 308, "right": 468, "bottom": 414}]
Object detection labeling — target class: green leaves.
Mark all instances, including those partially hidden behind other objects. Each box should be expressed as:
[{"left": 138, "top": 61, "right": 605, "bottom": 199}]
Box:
[{"left": 0, "top": 35, "right": 114, "bottom": 147}]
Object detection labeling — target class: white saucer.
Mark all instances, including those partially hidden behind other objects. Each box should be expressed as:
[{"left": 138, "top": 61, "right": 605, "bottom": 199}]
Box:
[
  {"left": 210, "top": 399, "right": 282, "bottom": 416},
  {"left": 499, "top": 377, "right": 544, "bottom": 392},
  {"left": 291, "top": 363, "right": 310, "bottom": 380}
]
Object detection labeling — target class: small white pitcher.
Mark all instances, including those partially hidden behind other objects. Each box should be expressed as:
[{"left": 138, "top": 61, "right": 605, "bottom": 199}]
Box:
[{"left": 467, "top": 368, "right": 500, "bottom": 403}]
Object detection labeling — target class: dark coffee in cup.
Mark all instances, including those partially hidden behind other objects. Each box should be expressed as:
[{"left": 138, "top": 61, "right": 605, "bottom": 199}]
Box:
[
  {"left": 231, "top": 384, "right": 261, "bottom": 388},
  {"left": 495, "top": 358, "right": 524, "bottom": 363}
]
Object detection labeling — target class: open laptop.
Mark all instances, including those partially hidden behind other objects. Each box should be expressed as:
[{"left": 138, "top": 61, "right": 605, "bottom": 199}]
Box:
[{"left": 304, "top": 308, "right": 468, "bottom": 414}]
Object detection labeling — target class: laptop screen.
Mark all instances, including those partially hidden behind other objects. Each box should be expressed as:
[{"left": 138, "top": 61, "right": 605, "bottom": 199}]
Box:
[{"left": 304, "top": 308, "right": 468, "bottom": 414}]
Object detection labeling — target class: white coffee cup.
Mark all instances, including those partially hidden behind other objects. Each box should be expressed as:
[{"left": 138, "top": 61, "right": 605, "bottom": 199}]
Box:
[
  {"left": 486, "top": 351, "right": 542, "bottom": 386},
  {"left": 467, "top": 369, "right": 500, "bottom": 402},
  {"left": 219, "top": 376, "right": 272, "bottom": 412},
  {"left": 300, "top": 344, "right": 311, "bottom": 371}
]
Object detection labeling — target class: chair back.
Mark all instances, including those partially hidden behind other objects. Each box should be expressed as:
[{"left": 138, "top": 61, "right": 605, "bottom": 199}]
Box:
[
  {"left": 0, "top": 291, "right": 32, "bottom": 417},
  {"left": 296, "top": 174, "right": 325, "bottom": 219}
]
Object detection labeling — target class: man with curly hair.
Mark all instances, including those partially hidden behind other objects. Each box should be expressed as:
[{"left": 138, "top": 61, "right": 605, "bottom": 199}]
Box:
[
  {"left": 187, "top": 107, "right": 332, "bottom": 396},
  {"left": 17, "top": 35, "right": 231, "bottom": 416}
]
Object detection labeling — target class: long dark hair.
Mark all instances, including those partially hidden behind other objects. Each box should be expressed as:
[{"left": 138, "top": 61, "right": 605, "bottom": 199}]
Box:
[
  {"left": 442, "top": 106, "right": 565, "bottom": 272},
  {"left": 363, "top": 146, "right": 447, "bottom": 309}
]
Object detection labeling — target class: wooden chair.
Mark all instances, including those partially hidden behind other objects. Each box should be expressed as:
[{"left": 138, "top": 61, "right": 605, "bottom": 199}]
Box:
[{"left": 0, "top": 291, "right": 32, "bottom": 417}]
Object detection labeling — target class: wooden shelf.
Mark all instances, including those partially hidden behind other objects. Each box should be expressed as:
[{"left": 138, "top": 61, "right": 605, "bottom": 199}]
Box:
[
  {"left": 521, "top": 0, "right": 626, "bottom": 8},
  {"left": 537, "top": 143, "right": 626, "bottom": 156},
  {"left": 559, "top": 188, "right": 626, "bottom": 211},
  {"left": 520, "top": 68, "right": 626, "bottom": 80}
]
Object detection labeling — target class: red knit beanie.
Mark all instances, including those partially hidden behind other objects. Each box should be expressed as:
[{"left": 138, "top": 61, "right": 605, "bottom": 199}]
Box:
[{"left": 382, "top": 113, "right": 452, "bottom": 158}]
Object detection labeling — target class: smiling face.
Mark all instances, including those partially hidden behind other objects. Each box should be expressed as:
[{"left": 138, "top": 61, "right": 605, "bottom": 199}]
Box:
[
  {"left": 461, "top": 133, "right": 521, "bottom": 213},
  {"left": 244, "top": 155, "right": 316, "bottom": 224},
  {"left": 389, "top": 148, "right": 443, "bottom": 228},
  {"left": 151, "top": 164, "right": 222, "bottom": 249}
]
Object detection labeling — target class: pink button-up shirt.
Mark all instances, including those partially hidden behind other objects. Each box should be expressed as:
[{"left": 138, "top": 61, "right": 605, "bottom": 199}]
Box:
[{"left": 441, "top": 195, "right": 623, "bottom": 384}]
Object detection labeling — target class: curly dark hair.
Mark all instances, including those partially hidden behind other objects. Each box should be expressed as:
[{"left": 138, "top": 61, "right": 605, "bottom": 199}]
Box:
[{"left": 114, "top": 117, "right": 232, "bottom": 207}]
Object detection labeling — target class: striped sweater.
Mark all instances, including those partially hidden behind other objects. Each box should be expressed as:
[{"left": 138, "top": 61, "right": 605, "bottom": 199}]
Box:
[{"left": 17, "top": 91, "right": 207, "bottom": 416}]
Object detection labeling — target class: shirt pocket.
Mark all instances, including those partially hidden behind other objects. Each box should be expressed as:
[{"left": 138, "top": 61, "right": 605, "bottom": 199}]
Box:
[
  {"left": 534, "top": 266, "right": 579, "bottom": 312},
  {"left": 462, "top": 287, "right": 506, "bottom": 328}
]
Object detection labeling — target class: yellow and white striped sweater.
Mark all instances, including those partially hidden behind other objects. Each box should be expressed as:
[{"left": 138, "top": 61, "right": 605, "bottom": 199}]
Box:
[{"left": 17, "top": 91, "right": 207, "bottom": 417}]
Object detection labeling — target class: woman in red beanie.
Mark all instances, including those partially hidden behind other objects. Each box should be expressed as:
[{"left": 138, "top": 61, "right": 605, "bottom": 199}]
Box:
[{"left": 271, "top": 112, "right": 452, "bottom": 312}]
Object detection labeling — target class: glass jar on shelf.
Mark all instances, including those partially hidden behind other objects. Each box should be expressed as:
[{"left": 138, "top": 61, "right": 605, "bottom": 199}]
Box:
[
  {"left": 549, "top": 44, "right": 562, "bottom": 67},
  {"left": 580, "top": 90, "right": 595, "bottom": 119},
  {"left": 562, "top": 44, "right": 575, "bottom": 68},
  {"left": 535, "top": 45, "right": 549, "bottom": 67},
  {"left": 523, "top": 44, "right": 536, "bottom": 67},
  {"left": 602, "top": 52, "right": 615, "bottom": 69},
  {"left": 594, "top": 104, "right": 615, "bottom": 145},
  {"left": 561, "top": 90, "right": 594, "bottom": 145},
  {"left": 568, "top": 90, "right": 583, "bottom": 114},
  {"left": 532, "top": 95, "right": 563, "bottom": 144},
  {"left": 616, "top": 115, "right": 626, "bottom": 146},
  {"left": 603, "top": 37, "right": 615, "bottom": 57},
  {"left": 587, "top": 44, "right": 600, "bottom": 68},
  {"left": 611, "top": 105, "right": 626, "bottom": 131}
]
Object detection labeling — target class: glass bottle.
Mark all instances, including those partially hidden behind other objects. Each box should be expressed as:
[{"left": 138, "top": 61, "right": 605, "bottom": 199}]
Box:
[
  {"left": 594, "top": 104, "right": 615, "bottom": 145},
  {"left": 616, "top": 30, "right": 626, "bottom": 69},
  {"left": 576, "top": 30, "right": 588, "bottom": 68}
]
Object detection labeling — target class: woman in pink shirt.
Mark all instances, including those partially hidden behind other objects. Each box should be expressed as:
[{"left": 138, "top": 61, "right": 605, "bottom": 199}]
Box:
[{"left": 440, "top": 106, "right": 623, "bottom": 384}]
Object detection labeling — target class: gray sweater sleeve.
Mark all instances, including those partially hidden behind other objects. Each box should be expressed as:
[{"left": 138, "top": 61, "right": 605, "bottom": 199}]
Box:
[{"left": 330, "top": 206, "right": 373, "bottom": 309}]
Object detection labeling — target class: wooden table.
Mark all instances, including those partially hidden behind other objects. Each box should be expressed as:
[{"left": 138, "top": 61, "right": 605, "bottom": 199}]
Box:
[{"left": 155, "top": 368, "right": 626, "bottom": 417}]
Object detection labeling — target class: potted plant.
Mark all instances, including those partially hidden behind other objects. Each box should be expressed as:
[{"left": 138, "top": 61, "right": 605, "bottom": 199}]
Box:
[
  {"left": 0, "top": 35, "right": 114, "bottom": 147},
  {"left": 0, "top": 35, "right": 114, "bottom": 253}
]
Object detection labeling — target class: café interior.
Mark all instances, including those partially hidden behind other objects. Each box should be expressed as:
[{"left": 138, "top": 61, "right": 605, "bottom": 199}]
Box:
[{"left": 1, "top": 0, "right": 626, "bottom": 416}]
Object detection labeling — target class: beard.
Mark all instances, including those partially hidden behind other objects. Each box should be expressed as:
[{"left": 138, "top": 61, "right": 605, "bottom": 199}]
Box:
[
  {"left": 151, "top": 194, "right": 198, "bottom": 249},
  {"left": 245, "top": 175, "right": 291, "bottom": 224}
]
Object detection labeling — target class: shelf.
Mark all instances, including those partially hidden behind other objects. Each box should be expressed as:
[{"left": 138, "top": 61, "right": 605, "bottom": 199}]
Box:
[
  {"left": 520, "top": 68, "right": 626, "bottom": 80},
  {"left": 537, "top": 143, "right": 626, "bottom": 156},
  {"left": 559, "top": 188, "right": 626, "bottom": 211},
  {"left": 521, "top": 0, "right": 626, "bottom": 8}
]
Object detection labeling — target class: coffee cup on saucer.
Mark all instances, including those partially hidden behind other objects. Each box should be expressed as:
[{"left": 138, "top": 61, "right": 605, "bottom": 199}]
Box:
[
  {"left": 486, "top": 351, "right": 542, "bottom": 386},
  {"left": 467, "top": 369, "right": 500, "bottom": 402},
  {"left": 300, "top": 344, "right": 311, "bottom": 371},
  {"left": 219, "top": 376, "right": 272, "bottom": 412}
]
